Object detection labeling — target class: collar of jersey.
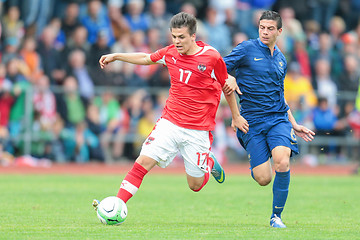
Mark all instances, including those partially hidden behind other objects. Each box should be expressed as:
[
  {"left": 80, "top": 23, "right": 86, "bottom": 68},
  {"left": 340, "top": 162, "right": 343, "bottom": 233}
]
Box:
[{"left": 177, "top": 41, "right": 205, "bottom": 57}]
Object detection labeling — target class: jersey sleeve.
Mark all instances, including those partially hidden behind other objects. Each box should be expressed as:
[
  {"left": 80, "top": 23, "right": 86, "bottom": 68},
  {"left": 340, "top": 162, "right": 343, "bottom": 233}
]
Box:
[
  {"left": 223, "top": 43, "right": 246, "bottom": 73},
  {"left": 213, "top": 57, "right": 228, "bottom": 87},
  {"left": 150, "top": 46, "right": 169, "bottom": 65},
  {"left": 280, "top": 61, "right": 288, "bottom": 91}
]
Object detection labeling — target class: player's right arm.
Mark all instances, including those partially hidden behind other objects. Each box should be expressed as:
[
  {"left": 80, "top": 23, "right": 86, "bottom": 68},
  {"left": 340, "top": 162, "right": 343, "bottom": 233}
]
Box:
[
  {"left": 99, "top": 52, "right": 156, "bottom": 69},
  {"left": 223, "top": 74, "right": 242, "bottom": 95},
  {"left": 214, "top": 55, "right": 249, "bottom": 133},
  {"left": 223, "top": 42, "right": 246, "bottom": 73},
  {"left": 223, "top": 92, "right": 249, "bottom": 134},
  {"left": 223, "top": 43, "right": 246, "bottom": 95}
]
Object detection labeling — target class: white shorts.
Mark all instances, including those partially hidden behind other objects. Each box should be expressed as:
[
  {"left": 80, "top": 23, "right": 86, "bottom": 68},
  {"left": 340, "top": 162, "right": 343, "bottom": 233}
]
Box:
[{"left": 140, "top": 118, "right": 212, "bottom": 177}]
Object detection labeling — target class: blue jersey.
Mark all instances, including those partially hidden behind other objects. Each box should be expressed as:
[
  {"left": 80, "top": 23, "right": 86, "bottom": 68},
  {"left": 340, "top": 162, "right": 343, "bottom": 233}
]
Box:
[{"left": 224, "top": 38, "right": 289, "bottom": 121}]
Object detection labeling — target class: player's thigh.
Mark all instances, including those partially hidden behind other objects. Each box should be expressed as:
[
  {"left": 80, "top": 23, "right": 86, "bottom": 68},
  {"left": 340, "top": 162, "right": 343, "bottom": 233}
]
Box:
[
  {"left": 271, "top": 146, "right": 291, "bottom": 172},
  {"left": 252, "top": 160, "right": 272, "bottom": 185},
  {"left": 139, "top": 118, "right": 179, "bottom": 168},
  {"left": 240, "top": 131, "right": 272, "bottom": 185},
  {"left": 180, "top": 130, "right": 212, "bottom": 178},
  {"left": 267, "top": 121, "right": 299, "bottom": 157},
  {"left": 244, "top": 132, "right": 272, "bottom": 170},
  {"left": 186, "top": 174, "right": 205, "bottom": 190}
]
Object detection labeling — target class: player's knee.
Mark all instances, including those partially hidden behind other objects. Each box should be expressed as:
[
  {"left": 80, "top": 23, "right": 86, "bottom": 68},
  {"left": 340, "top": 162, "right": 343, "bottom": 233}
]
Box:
[
  {"left": 255, "top": 175, "right": 272, "bottom": 186},
  {"left": 135, "top": 156, "right": 157, "bottom": 171},
  {"left": 189, "top": 182, "right": 203, "bottom": 192},
  {"left": 274, "top": 159, "right": 289, "bottom": 172}
]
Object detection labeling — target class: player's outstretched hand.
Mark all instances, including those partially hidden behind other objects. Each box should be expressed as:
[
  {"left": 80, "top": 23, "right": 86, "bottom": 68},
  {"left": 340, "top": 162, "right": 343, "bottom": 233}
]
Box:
[
  {"left": 223, "top": 75, "right": 242, "bottom": 95},
  {"left": 293, "top": 124, "right": 315, "bottom": 142},
  {"left": 99, "top": 54, "right": 117, "bottom": 69},
  {"left": 231, "top": 115, "right": 249, "bottom": 134}
]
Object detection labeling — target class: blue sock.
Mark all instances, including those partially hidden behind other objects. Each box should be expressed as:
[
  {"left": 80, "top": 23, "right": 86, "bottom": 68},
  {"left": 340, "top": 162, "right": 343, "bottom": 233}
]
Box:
[{"left": 271, "top": 170, "right": 290, "bottom": 219}]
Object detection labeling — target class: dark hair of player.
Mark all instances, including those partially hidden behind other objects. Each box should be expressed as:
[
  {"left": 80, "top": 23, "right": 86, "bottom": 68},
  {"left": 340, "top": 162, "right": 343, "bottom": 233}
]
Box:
[
  {"left": 170, "top": 12, "right": 197, "bottom": 35},
  {"left": 259, "top": 10, "right": 282, "bottom": 29}
]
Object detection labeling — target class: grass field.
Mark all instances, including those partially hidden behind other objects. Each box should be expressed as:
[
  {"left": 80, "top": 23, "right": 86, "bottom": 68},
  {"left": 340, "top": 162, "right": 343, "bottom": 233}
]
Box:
[{"left": 0, "top": 173, "right": 359, "bottom": 240}]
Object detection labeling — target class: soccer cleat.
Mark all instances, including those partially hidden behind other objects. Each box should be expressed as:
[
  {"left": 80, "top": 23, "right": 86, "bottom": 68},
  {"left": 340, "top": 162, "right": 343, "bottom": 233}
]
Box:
[
  {"left": 270, "top": 214, "right": 286, "bottom": 228},
  {"left": 209, "top": 152, "right": 225, "bottom": 183},
  {"left": 92, "top": 199, "right": 100, "bottom": 211}
]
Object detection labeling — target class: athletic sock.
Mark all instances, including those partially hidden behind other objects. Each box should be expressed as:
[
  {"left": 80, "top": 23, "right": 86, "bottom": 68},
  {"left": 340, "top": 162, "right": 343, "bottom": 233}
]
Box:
[
  {"left": 208, "top": 155, "right": 215, "bottom": 171},
  {"left": 116, "top": 162, "right": 148, "bottom": 203},
  {"left": 271, "top": 170, "right": 290, "bottom": 219},
  {"left": 193, "top": 155, "right": 215, "bottom": 192}
]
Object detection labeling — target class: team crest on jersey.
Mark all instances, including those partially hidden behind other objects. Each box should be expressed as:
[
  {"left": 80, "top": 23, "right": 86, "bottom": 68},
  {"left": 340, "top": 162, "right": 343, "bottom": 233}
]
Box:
[
  {"left": 197, "top": 63, "right": 207, "bottom": 72},
  {"left": 145, "top": 136, "right": 155, "bottom": 145}
]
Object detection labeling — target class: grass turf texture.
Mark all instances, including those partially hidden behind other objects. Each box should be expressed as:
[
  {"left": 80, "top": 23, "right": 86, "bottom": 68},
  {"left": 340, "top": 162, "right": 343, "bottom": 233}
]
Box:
[{"left": 0, "top": 174, "right": 359, "bottom": 240}]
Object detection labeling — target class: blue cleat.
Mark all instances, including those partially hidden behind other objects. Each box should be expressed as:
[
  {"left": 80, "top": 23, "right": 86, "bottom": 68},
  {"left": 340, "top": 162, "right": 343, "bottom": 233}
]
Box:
[
  {"left": 92, "top": 199, "right": 100, "bottom": 211},
  {"left": 209, "top": 152, "right": 225, "bottom": 183},
  {"left": 270, "top": 214, "right": 286, "bottom": 228}
]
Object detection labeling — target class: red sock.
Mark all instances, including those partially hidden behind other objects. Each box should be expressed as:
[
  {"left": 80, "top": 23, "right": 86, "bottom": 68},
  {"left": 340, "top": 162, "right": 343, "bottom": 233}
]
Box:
[
  {"left": 193, "top": 156, "right": 215, "bottom": 192},
  {"left": 208, "top": 156, "right": 215, "bottom": 170},
  {"left": 117, "top": 162, "right": 148, "bottom": 203}
]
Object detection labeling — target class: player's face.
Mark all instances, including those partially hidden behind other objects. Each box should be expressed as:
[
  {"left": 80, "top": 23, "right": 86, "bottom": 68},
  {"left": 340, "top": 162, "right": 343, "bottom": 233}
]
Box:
[
  {"left": 171, "top": 27, "right": 196, "bottom": 55},
  {"left": 258, "top": 20, "right": 282, "bottom": 47}
]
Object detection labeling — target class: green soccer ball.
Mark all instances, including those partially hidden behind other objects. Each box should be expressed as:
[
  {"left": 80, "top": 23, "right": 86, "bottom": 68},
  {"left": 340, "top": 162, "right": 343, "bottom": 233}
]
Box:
[{"left": 97, "top": 196, "right": 127, "bottom": 225}]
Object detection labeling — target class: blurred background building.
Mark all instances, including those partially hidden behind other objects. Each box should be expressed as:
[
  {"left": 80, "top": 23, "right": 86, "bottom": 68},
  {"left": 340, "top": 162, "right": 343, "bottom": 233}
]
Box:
[{"left": 0, "top": 0, "right": 359, "bottom": 166}]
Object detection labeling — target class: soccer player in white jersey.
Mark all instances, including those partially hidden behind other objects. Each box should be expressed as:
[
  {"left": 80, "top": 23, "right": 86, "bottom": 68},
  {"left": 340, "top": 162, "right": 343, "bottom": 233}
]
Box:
[{"left": 93, "top": 12, "right": 248, "bottom": 207}]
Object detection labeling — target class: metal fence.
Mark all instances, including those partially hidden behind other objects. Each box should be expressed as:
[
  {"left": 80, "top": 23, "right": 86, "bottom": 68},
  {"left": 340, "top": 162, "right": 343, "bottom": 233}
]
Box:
[{"left": 17, "top": 86, "right": 360, "bottom": 162}]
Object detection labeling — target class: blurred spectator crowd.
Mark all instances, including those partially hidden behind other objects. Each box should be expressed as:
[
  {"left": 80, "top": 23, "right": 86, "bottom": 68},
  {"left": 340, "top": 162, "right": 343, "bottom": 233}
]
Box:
[{"left": 0, "top": 0, "right": 359, "bottom": 165}]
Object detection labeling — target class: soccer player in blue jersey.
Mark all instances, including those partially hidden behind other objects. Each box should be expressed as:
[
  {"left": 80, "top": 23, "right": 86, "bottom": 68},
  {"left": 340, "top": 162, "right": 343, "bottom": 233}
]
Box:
[{"left": 223, "top": 10, "right": 315, "bottom": 228}]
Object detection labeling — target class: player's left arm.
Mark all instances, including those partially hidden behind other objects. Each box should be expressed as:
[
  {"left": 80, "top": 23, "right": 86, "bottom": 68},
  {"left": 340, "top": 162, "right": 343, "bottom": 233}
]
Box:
[
  {"left": 281, "top": 62, "right": 315, "bottom": 142},
  {"left": 286, "top": 99, "right": 315, "bottom": 142}
]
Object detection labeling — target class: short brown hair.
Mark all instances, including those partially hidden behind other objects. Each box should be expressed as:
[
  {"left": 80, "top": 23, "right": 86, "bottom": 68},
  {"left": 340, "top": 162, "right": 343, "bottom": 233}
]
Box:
[
  {"left": 170, "top": 12, "right": 197, "bottom": 35},
  {"left": 259, "top": 10, "right": 282, "bottom": 29}
]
